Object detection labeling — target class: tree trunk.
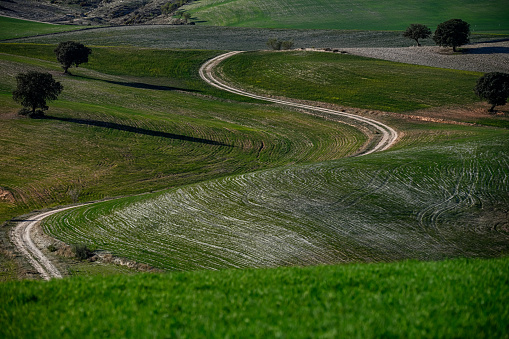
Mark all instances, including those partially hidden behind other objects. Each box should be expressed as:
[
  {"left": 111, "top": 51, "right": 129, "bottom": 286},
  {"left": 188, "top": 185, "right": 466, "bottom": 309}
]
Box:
[
  {"left": 415, "top": 39, "right": 421, "bottom": 47},
  {"left": 489, "top": 104, "right": 496, "bottom": 112}
]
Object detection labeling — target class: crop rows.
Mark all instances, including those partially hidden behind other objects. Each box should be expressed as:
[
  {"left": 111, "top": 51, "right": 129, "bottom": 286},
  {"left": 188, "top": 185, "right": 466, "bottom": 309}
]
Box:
[{"left": 44, "top": 133, "right": 509, "bottom": 271}]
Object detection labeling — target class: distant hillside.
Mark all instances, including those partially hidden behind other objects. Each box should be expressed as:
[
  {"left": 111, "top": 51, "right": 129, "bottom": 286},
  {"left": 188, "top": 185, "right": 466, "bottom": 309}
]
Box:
[
  {"left": 0, "top": 0, "right": 193, "bottom": 26},
  {"left": 183, "top": 0, "right": 509, "bottom": 32}
]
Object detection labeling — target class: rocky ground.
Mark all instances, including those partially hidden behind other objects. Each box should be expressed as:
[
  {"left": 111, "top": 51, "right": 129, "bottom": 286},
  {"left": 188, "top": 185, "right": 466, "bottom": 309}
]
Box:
[
  {"left": 0, "top": 0, "right": 188, "bottom": 25},
  {"left": 340, "top": 41, "right": 509, "bottom": 73}
]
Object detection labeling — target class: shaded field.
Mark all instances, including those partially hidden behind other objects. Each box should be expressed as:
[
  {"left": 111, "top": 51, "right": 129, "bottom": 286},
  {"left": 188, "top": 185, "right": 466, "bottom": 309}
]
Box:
[
  {"left": 44, "top": 128, "right": 509, "bottom": 270},
  {"left": 0, "top": 45, "right": 365, "bottom": 223},
  {"left": 1, "top": 256, "right": 508, "bottom": 338},
  {"left": 218, "top": 51, "right": 482, "bottom": 112},
  {"left": 183, "top": 0, "right": 509, "bottom": 32},
  {"left": 0, "top": 16, "right": 85, "bottom": 41},
  {"left": 9, "top": 25, "right": 509, "bottom": 51}
]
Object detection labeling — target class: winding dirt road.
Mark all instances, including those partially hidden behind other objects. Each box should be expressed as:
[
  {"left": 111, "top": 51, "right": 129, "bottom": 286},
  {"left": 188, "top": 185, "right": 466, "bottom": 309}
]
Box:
[
  {"left": 10, "top": 208, "right": 78, "bottom": 280},
  {"left": 199, "top": 51, "right": 398, "bottom": 155},
  {"left": 11, "top": 52, "right": 398, "bottom": 280}
]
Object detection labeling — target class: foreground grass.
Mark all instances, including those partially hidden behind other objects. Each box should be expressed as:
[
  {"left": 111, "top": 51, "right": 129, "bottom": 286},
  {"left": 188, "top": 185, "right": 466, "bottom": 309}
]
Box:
[
  {"left": 219, "top": 51, "right": 482, "bottom": 112},
  {"left": 0, "top": 16, "right": 85, "bottom": 41},
  {"left": 1, "top": 257, "right": 507, "bottom": 338}
]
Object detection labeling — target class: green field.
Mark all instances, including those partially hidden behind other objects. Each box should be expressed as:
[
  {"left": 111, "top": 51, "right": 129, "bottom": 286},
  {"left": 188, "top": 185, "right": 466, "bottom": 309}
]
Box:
[
  {"left": 44, "top": 125, "right": 509, "bottom": 270},
  {"left": 0, "top": 44, "right": 365, "bottom": 223},
  {"left": 0, "top": 16, "right": 85, "bottom": 41},
  {"left": 218, "top": 51, "right": 482, "bottom": 112},
  {"left": 1, "top": 257, "right": 508, "bottom": 338},
  {"left": 1, "top": 16, "right": 509, "bottom": 336},
  {"left": 184, "top": 0, "right": 509, "bottom": 32}
]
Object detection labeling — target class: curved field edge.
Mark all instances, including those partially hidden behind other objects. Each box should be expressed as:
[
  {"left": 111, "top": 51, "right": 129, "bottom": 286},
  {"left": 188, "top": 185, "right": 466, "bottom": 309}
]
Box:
[
  {"left": 2, "top": 256, "right": 508, "bottom": 337},
  {"left": 44, "top": 129, "right": 509, "bottom": 271}
]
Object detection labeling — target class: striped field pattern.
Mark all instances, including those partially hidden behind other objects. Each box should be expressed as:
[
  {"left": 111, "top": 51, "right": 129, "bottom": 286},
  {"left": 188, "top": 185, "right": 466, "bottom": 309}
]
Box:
[{"left": 44, "top": 132, "right": 509, "bottom": 271}]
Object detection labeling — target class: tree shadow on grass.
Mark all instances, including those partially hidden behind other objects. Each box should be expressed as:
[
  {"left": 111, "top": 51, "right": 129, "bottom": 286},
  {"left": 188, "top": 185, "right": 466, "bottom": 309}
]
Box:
[
  {"left": 465, "top": 46, "right": 509, "bottom": 54},
  {"left": 46, "top": 116, "right": 231, "bottom": 147},
  {"left": 76, "top": 75, "right": 201, "bottom": 93}
]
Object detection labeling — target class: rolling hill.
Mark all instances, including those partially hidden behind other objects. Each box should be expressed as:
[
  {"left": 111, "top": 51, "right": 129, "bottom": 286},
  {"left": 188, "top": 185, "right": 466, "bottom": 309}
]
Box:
[{"left": 183, "top": 0, "right": 509, "bottom": 32}]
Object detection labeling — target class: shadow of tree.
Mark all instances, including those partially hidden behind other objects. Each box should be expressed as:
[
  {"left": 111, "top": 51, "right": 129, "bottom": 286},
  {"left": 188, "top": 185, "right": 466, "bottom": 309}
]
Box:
[
  {"left": 46, "top": 116, "right": 231, "bottom": 147},
  {"left": 76, "top": 75, "right": 201, "bottom": 93},
  {"left": 465, "top": 46, "right": 509, "bottom": 55}
]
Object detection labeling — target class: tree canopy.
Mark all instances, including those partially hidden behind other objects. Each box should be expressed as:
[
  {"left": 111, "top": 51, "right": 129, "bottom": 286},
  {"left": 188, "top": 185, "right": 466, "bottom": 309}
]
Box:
[
  {"left": 12, "top": 71, "right": 63, "bottom": 117},
  {"left": 474, "top": 72, "right": 509, "bottom": 112},
  {"left": 403, "top": 24, "right": 431, "bottom": 46},
  {"left": 433, "top": 19, "right": 470, "bottom": 52},
  {"left": 54, "top": 41, "right": 92, "bottom": 74}
]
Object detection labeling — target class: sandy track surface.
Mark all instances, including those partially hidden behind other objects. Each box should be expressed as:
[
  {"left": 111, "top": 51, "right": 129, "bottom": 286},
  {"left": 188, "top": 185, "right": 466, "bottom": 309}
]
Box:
[
  {"left": 10, "top": 207, "right": 79, "bottom": 280},
  {"left": 199, "top": 51, "right": 398, "bottom": 155}
]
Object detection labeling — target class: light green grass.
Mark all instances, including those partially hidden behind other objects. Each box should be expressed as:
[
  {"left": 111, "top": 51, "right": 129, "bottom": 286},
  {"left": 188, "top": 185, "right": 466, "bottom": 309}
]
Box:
[
  {"left": 0, "top": 16, "right": 85, "bottom": 41},
  {"left": 1, "top": 256, "right": 508, "bottom": 338},
  {"left": 184, "top": 0, "right": 509, "bottom": 32},
  {"left": 218, "top": 51, "right": 482, "bottom": 112}
]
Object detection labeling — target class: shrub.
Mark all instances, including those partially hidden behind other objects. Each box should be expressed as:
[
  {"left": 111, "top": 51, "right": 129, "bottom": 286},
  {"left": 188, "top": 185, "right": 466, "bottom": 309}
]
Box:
[{"left": 72, "top": 243, "right": 92, "bottom": 260}]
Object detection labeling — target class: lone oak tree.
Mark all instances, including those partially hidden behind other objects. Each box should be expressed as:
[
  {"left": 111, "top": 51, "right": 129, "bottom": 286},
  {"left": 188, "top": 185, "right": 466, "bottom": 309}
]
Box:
[
  {"left": 433, "top": 19, "right": 470, "bottom": 52},
  {"left": 54, "top": 41, "right": 92, "bottom": 74},
  {"left": 12, "top": 71, "right": 63, "bottom": 117},
  {"left": 474, "top": 72, "right": 509, "bottom": 112},
  {"left": 403, "top": 24, "right": 431, "bottom": 46}
]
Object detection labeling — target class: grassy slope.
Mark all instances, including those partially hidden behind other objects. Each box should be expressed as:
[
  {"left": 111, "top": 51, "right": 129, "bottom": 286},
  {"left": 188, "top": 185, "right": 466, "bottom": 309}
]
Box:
[
  {"left": 0, "top": 44, "right": 365, "bottom": 223},
  {"left": 1, "top": 257, "right": 508, "bottom": 338},
  {"left": 184, "top": 0, "right": 509, "bottom": 32},
  {"left": 44, "top": 126, "right": 509, "bottom": 270},
  {"left": 218, "top": 51, "right": 482, "bottom": 112},
  {"left": 0, "top": 16, "right": 85, "bottom": 41}
]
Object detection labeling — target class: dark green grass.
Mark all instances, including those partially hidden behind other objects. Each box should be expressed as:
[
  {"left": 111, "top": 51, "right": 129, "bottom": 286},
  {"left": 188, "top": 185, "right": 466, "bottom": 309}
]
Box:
[
  {"left": 219, "top": 51, "right": 482, "bottom": 112},
  {"left": 184, "top": 0, "right": 509, "bottom": 32},
  {"left": 0, "top": 16, "right": 85, "bottom": 41},
  {"left": 1, "top": 257, "right": 508, "bottom": 338}
]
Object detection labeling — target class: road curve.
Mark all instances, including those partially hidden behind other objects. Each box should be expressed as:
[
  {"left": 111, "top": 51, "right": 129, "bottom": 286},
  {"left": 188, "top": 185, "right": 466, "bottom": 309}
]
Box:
[
  {"left": 10, "top": 206, "right": 79, "bottom": 280},
  {"left": 11, "top": 52, "right": 399, "bottom": 280},
  {"left": 199, "top": 51, "right": 398, "bottom": 155}
]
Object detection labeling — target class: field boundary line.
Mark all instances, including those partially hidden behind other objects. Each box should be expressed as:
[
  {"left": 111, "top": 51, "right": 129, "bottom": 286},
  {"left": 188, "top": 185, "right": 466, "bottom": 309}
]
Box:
[{"left": 199, "top": 51, "right": 398, "bottom": 155}]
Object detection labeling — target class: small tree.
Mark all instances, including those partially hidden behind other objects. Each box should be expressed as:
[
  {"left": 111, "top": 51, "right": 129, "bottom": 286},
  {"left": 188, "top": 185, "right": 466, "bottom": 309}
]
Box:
[
  {"left": 54, "top": 41, "right": 92, "bottom": 74},
  {"left": 403, "top": 24, "right": 431, "bottom": 46},
  {"left": 12, "top": 71, "right": 63, "bottom": 117},
  {"left": 433, "top": 19, "right": 470, "bottom": 52},
  {"left": 182, "top": 12, "right": 191, "bottom": 23},
  {"left": 474, "top": 72, "right": 509, "bottom": 112},
  {"left": 267, "top": 38, "right": 282, "bottom": 50},
  {"left": 161, "top": 2, "right": 178, "bottom": 15},
  {"left": 281, "top": 40, "right": 294, "bottom": 50}
]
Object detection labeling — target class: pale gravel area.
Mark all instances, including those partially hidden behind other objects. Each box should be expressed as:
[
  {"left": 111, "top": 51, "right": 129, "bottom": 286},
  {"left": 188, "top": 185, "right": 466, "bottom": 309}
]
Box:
[{"left": 338, "top": 40, "right": 509, "bottom": 73}]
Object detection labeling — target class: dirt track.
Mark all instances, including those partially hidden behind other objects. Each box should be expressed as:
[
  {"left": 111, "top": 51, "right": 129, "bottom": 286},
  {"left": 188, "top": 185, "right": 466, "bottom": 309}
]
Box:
[
  {"left": 199, "top": 51, "right": 399, "bottom": 155},
  {"left": 10, "top": 208, "right": 75, "bottom": 280}
]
